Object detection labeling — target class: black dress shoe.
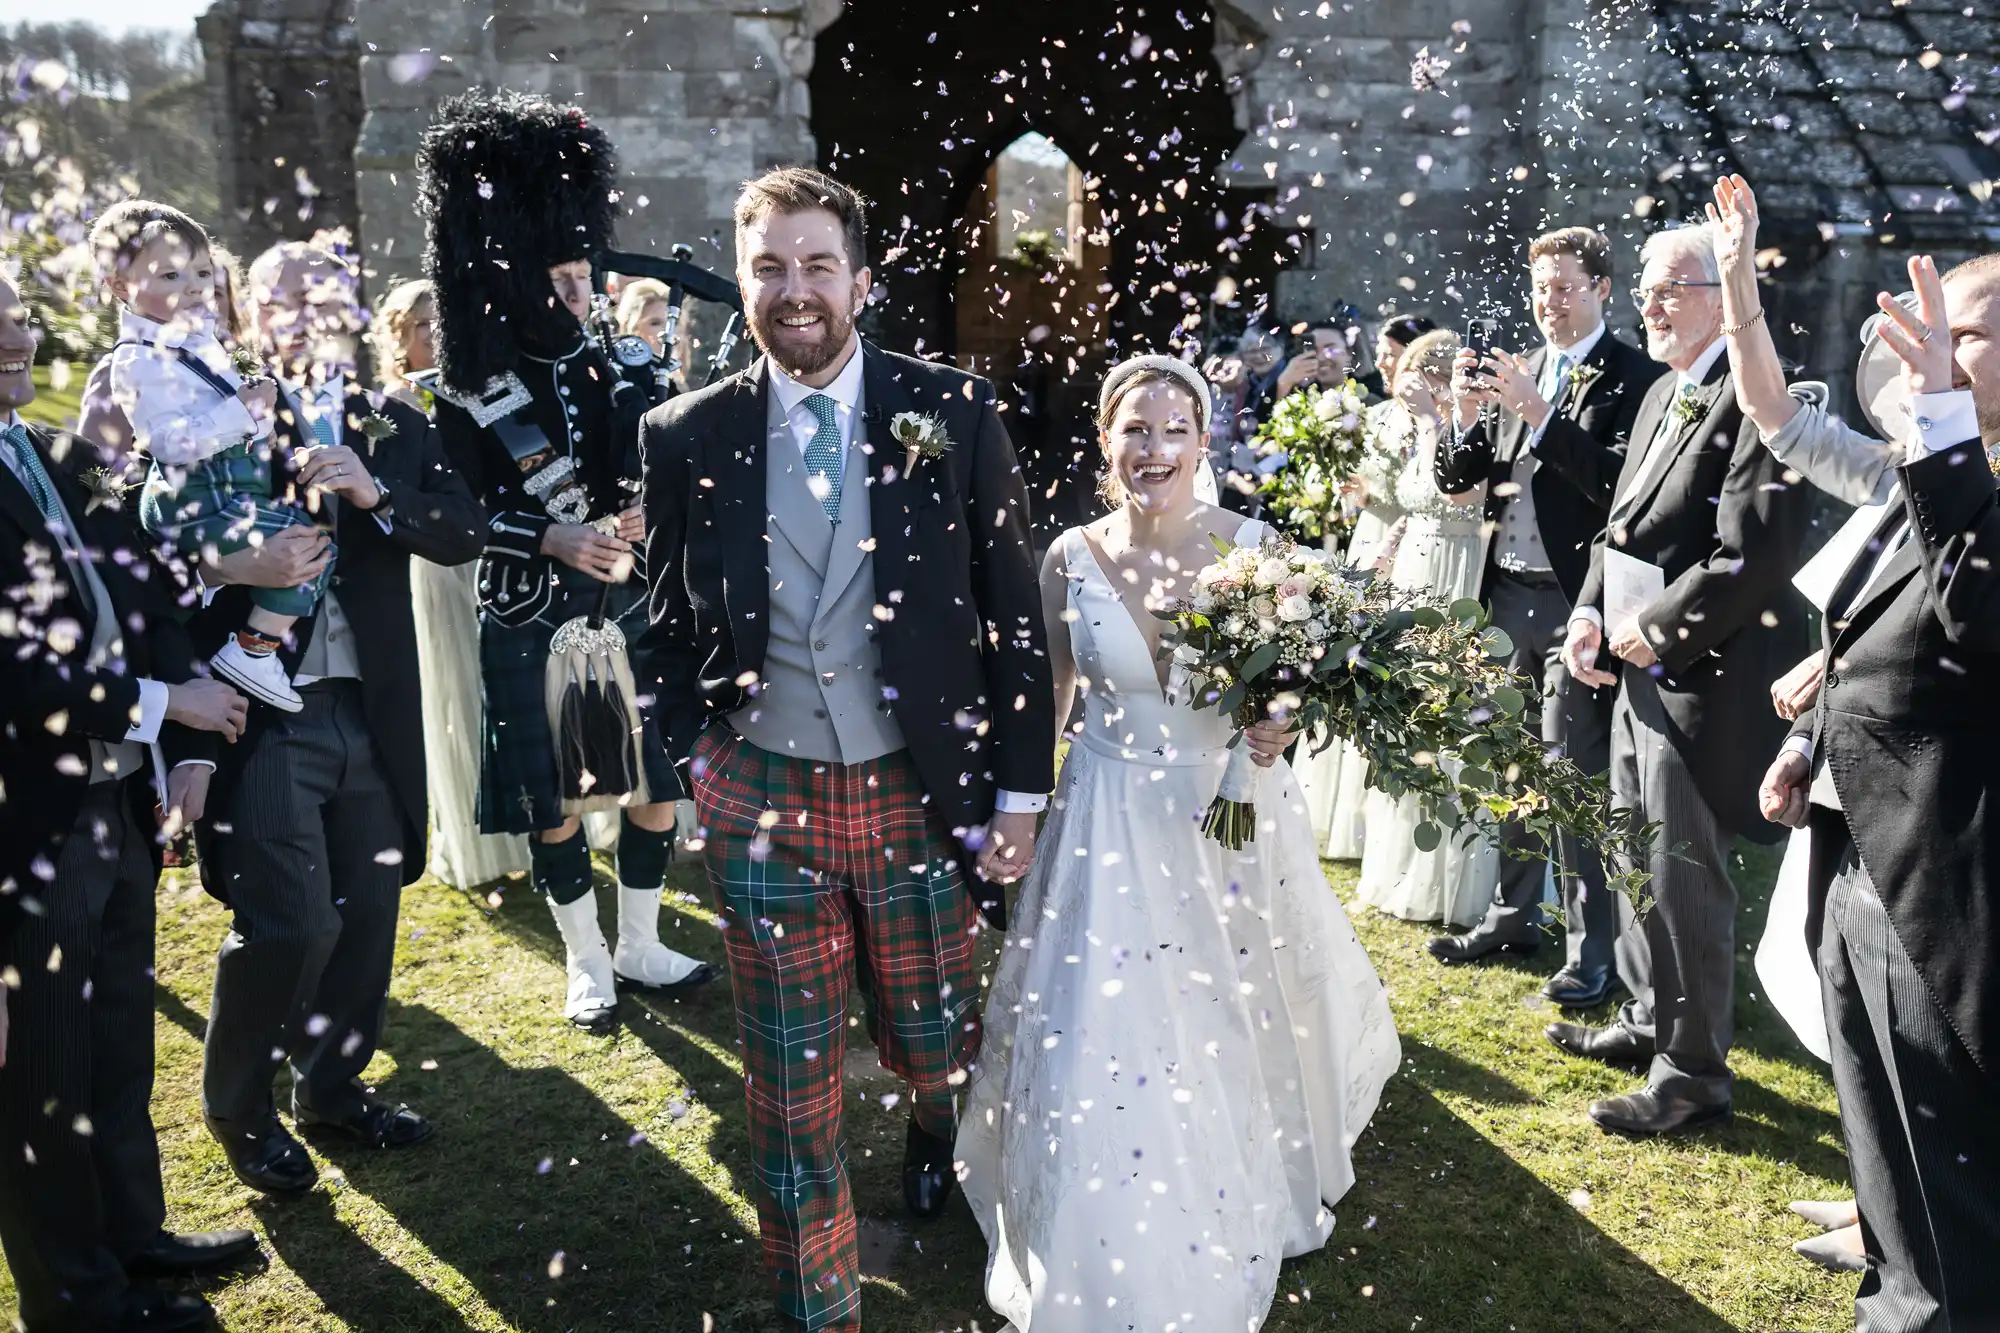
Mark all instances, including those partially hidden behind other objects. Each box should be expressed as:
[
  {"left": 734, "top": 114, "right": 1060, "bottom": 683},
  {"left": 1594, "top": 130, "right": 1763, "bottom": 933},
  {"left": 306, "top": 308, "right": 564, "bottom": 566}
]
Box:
[
  {"left": 1589, "top": 1087, "right": 1732, "bottom": 1137},
  {"left": 902, "top": 1120, "right": 957, "bottom": 1220},
  {"left": 125, "top": 1228, "right": 260, "bottom": 1277},
  {"left": 295, "top": 1097, "right": 435, "bottom": 1149},
  {"left": 208, "top": 1117, "right": 317, "bottom": 1196},
  {"left": 1542, "top": 965, "right": 1617, "bottom": 1008},
  {"left": 118, "top": 1287, "right": 214, "bottom": 1332},
  {"left": 1545, "top": 1021, "right": 1653, "bottom": 1067},
  {"left": 1426, "top": 930, "right": 1540, "bottom": 964}
]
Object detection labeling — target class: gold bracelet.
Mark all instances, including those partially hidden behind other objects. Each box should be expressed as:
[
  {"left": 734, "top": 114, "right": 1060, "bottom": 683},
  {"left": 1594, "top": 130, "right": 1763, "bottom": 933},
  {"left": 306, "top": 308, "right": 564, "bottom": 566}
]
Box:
[{"left": 1721, "top": 308, "right": 1766, "bottom": 336}]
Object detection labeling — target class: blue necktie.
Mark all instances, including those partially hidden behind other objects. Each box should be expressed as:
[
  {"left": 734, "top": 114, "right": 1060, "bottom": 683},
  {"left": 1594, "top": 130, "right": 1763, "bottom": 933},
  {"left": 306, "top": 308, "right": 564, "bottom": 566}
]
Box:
[
  {"left": 802, "top": 392, "right": 844, "bottom": 523},
  {"left": 1539, "top": 351, "right": 1570, "bottom": 403},
  {"left": 5, "top": 423, "right": 62, "bottom": 526}
]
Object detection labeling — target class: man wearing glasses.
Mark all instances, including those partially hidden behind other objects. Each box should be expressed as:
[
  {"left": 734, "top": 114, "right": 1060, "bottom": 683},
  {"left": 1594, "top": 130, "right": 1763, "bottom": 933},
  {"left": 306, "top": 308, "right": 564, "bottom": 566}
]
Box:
[
  {"left": 1432, "top": 227, "right": 1663, "bottom": 1005},
  {"left": 1550, "top": 223, "right": 1812, "bottom": 1136}
]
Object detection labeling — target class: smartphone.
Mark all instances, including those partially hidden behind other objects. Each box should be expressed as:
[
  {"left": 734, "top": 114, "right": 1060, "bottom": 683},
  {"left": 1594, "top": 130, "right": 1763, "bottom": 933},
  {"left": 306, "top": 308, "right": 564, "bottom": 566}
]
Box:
[{"left": 1465, "top": 316, "right": 1499, "bottom": 359}]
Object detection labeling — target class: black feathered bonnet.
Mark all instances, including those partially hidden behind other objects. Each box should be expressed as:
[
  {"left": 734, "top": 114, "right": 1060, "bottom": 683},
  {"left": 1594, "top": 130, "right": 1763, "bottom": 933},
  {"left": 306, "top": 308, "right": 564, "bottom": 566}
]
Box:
[{"left": 416, "top": 88, "right": 618, "bottom": 395}]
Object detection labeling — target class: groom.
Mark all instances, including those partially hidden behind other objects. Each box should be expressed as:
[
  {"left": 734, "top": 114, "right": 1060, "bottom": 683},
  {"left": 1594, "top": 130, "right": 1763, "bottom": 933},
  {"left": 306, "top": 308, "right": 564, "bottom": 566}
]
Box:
[{"left": 640, "top": 167, "right": 1054, "bottom": 1331}]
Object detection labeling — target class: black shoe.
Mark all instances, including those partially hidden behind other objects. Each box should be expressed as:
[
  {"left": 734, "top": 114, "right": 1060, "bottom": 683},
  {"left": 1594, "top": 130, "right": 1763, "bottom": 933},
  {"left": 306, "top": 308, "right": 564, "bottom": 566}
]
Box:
[
  {"left": 295, "top": 1096, "right": 435, "bottom": 1150},
  {"left": 1542, "top": 965, "right": 1617, "bottom": 1008},
  {"left": 1589, "top": 1087, "right": 1732, "bottom": 1137},
  {"left": 902, "top": 1120, "right": 957, "bottom": 1220},
  {"left": 117, "top": 1287, "right": 214, "bottom": 1332},
  {"left": 125, "top": 1228, "right": 259, "bottom": 1278},
  {"left": 1426, "top": 930, "right": 1540, "bottom": 964},
  {"left": 1545, "top": 1021, "right": 1654, "bottom": 1067},
  {"left": 207, "top": 1116, "right": 317, "bottom": 1196}
]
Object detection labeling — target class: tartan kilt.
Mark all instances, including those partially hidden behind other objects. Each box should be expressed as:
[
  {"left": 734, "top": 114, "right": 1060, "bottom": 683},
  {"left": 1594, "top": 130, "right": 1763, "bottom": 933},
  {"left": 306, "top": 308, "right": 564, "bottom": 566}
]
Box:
[{"left": 475, "top": 574, "right": 673, "bottom": 834}]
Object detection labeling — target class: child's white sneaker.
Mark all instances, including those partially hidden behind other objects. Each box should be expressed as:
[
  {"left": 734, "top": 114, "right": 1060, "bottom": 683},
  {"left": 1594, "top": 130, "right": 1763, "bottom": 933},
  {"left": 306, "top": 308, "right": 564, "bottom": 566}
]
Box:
[{"left": 210, "top": 637, "right": 303, "bottom": 713}]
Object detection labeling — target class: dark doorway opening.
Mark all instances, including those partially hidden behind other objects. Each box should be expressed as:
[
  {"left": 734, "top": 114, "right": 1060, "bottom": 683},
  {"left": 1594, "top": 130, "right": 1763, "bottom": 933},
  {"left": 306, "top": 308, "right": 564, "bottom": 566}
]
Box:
[{"left": 810, "top": 0, "right": 1284, "bottom": 539}]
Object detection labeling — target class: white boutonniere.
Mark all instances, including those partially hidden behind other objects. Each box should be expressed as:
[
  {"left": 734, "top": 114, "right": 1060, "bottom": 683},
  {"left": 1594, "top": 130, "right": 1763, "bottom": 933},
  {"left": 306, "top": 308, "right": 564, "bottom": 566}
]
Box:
[
  {"left": 357, "top": 413, "right": 399, "bottom": 448},
  {"left": 890, "top": 411, "right": 952, "bottom": 473},
  {"left": 1565, "top": 362, "right": 1603, "bottom": 395},
  {"left": 79, "top": 465, "right": 130, "bottom": 514}
]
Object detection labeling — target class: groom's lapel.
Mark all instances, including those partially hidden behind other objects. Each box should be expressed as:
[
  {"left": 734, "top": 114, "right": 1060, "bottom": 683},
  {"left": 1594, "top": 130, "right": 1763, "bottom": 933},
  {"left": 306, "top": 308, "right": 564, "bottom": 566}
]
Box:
[
  {"left": 706, "top": 356, "right": 773, "bottom": 668},
  {"left": 860, "top": 343, "right": 920, "bottom": 607}
]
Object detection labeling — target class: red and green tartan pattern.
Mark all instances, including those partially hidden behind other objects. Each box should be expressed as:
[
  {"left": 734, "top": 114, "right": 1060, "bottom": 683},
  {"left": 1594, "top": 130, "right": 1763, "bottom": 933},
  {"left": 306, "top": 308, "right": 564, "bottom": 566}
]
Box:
[{"left": 690, "top": 727, "right": 984, "bottom": 1332}]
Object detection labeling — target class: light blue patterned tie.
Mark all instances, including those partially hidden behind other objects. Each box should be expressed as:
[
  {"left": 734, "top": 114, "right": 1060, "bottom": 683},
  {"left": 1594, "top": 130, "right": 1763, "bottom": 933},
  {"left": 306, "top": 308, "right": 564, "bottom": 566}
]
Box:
[
  {"left": 4, "top": 423, "right": 62, "bottom": 525},
  {"left": 1539, "top": 351, "right": 1569, "bottom": 404},
  {"left": 306, "top": 391, "right": 338, "bottom": 451},
  {"left": 802, "top": 392, "right": 844, "bottom": 523}
]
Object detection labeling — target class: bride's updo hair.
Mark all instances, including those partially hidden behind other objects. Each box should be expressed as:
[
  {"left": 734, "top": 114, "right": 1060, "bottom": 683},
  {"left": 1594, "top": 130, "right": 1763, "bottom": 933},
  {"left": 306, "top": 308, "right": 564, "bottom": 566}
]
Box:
[
  {"left": 1095, "top": 354, "right": 1213, "bottom": 506},
  {"left": 1392, "top": 328, "right": 1461, "bottom": 397}
]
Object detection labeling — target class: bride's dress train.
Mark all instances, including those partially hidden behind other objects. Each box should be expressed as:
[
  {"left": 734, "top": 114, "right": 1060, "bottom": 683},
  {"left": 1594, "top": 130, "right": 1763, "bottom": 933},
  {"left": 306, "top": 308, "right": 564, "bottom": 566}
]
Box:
[{"left": 957, "top": 521, "right": 1401, "bottom": 1333}]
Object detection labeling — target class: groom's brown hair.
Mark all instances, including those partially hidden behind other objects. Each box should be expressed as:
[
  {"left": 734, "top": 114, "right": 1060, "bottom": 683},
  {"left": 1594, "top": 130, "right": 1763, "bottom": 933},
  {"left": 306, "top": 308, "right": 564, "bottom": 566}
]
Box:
[{"left": 734, "top": 168, "right": 870, "bottom": 273}]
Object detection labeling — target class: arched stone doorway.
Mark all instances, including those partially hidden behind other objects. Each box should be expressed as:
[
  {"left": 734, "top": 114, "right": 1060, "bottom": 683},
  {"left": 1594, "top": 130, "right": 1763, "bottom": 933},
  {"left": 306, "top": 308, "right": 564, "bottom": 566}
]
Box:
[{"left": 810, "top": 0, "right": 1281, "bottom": 536}]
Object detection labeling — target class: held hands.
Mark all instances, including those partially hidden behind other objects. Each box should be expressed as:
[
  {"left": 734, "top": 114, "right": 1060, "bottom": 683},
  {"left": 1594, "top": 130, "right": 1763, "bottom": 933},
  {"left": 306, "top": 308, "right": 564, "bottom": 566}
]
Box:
[
  {"left": 1607, "top": 617, "right": 1658, "bottom": 670},
  {"left": 1561, "top": 618, "right": 1619, "bottom": 689},
  {"left": 542, "top": 522, "right": 632, "bottom": 583},
  {"left": 1449, "top": 349, "right": 1497, "bottom": 428},
  {"left": 1873, "top": 254, "right": 1956, "bottom": 398},
  {"left": 296, "top": 444, "right": 382, "bottom": 510},
  {"left": 977, "top": 809, "right": 1039, "bottom": 883},
  {"left": 1758, "top": 748, "right": 1811, "bottom": 829},
  {"left": 1275, "top": 353, "right": 1320, "bottom": 398},
  {"left": 165, "top": 678, "right": 248, "bottom": 742},
  {"left": 1476, "top": 349, "right": 1554, "bottom": 428},
  {"left": 1771, "top": 654, "right": 1825, "bottom": 721}
]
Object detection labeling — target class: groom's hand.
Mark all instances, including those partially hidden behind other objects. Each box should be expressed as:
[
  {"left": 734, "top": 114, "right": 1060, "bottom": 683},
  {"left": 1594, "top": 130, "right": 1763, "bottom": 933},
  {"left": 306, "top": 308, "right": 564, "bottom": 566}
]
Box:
[{"left": 977, "top": 810, "right": 1038, "bottom": 884}]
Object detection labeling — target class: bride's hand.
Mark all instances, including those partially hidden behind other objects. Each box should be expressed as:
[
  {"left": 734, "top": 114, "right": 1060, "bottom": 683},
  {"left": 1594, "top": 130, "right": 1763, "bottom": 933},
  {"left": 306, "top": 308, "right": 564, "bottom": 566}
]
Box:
[{"left": 1245, "top": 718, "right": 1299, "bottom": 768}]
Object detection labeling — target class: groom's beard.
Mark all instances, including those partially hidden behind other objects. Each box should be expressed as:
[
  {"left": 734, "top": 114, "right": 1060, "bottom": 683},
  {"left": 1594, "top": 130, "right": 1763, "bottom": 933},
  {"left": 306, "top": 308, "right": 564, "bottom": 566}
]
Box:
[{"left": 749, "top": 295, "right": 856, "bottom": 379}]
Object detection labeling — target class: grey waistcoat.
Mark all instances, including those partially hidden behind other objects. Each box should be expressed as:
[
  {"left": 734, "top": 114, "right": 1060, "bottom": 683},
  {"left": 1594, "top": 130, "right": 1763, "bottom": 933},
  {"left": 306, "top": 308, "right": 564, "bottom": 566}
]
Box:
[{"left": 727, "top": 408, "right": 906, "bottom": 765}]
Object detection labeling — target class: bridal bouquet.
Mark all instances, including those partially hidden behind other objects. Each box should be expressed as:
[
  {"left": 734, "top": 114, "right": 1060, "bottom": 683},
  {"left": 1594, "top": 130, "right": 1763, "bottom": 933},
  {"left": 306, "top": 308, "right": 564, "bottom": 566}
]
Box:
[
  {"left": 1161, "top": 531, "right": 1651, "bottom": 896},
  {"left": 1250, "top": 381, "right": 1370, "bottom": 541}
]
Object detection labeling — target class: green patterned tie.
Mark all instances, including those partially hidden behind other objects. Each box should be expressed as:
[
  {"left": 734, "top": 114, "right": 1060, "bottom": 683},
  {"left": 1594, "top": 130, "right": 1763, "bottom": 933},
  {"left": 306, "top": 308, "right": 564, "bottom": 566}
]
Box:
[{"left": 802, "top": 392, "right": 844, "bottom": 523}]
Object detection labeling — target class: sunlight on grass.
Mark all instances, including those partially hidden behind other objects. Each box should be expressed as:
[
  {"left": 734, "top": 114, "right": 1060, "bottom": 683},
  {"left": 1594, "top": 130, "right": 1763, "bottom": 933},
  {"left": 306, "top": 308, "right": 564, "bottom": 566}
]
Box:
[{"left": 2, "top": 841, "right": 1857, "bottom": 1332}]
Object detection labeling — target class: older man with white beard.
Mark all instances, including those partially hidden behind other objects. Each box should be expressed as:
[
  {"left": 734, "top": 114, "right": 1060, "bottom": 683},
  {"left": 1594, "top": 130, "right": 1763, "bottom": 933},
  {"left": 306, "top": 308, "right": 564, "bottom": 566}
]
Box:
[{"left": 1550, "top": 223, "right": 1812, "bottom": 1136}]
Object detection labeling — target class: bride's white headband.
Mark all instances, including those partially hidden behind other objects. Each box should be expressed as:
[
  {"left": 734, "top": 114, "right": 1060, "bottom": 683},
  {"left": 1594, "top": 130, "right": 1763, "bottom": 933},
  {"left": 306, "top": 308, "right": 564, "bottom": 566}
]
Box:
[{"left": 1099, "top": 355, "right": 1214, "bottom": 435}]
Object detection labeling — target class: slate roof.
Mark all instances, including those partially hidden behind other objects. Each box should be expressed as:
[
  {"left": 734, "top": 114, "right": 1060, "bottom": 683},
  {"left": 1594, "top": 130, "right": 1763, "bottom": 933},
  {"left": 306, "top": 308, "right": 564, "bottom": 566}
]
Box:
[{"left": 1645, "top": 0, "right": 2000, "bottom": 242}]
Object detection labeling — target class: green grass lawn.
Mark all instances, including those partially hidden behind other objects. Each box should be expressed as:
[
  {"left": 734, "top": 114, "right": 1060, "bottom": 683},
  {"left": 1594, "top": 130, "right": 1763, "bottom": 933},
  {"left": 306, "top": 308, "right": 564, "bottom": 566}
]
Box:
[
  {"left": 1, "top": 840, "right": 1858, "bottom": 1332},
  {"left": 21, "top": 362, "right": 84, "bottom": 434}
]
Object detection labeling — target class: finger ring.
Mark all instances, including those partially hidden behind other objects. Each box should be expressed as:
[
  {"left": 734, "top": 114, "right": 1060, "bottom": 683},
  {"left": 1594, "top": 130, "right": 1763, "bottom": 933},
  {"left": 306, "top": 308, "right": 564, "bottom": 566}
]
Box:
[{"left": 1914, "top": 321, "right": 1934, "bottom": 343}]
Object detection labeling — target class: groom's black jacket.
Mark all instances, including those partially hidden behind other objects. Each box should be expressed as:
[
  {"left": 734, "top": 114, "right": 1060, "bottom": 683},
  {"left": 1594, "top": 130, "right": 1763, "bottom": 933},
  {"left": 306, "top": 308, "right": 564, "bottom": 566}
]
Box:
[
  {"left": 1791, "top": 437, "right": 2000, "bottom": 1079},
  {"left": 639, "top": 342, "right": 1055, "bottom": 839}
]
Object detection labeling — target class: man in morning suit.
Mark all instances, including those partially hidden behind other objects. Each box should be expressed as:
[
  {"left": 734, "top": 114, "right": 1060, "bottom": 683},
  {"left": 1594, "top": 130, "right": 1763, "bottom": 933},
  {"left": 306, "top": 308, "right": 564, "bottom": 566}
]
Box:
[
  {"left": 1553, "top": 221, "right": 1811, "bottom": 1136},
  {"left": 1429, "top": 225, "right": 1665, "bottom": 1008},
  {"left": 192, "top": 240, "right": 485, "bottom": 1195},
  {"left": 1760, "top": 252, "right": 2000, "bottom": 1330},
  {"left": 640, "top": 168, "right": 1054, "bottom": 1332},
  {"left": 0, "top": 277, "right": 258, "bottom": 1332}
]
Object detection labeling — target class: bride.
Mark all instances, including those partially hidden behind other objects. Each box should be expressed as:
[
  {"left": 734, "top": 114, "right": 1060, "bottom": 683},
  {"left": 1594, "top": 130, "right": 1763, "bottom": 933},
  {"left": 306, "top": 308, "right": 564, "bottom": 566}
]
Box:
[{"left": 957, "top": 356, "right": 1401, "bottom": 1333}]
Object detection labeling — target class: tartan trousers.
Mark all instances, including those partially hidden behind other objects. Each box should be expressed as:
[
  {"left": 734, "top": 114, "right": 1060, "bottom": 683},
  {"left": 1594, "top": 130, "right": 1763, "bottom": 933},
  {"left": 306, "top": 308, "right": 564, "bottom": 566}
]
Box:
[
  {"left": 140, "top": 442, "right": 332, "bottom": 618},
  {"left": 690, "top": 726, "right": 983, "bottom": 1333}
]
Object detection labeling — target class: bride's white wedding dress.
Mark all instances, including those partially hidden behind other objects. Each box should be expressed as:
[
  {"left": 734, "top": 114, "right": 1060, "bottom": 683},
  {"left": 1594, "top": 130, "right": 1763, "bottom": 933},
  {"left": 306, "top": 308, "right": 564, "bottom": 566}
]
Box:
[{"left": 958, "top": 520, "right": 1401, "bottom": 1333}]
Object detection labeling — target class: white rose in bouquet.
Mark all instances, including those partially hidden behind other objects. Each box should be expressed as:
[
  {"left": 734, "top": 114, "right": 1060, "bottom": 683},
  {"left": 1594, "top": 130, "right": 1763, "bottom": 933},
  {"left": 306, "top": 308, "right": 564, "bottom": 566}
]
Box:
[
  {"left": 1278, "top": 594, "right": 1313, "bottom": 622},
  {"left": 1251, "top": 595, "right": 1278, "bottom": 620},
  {"left": 1254, "top": 557, "right": 1290, "bottom": 588}
]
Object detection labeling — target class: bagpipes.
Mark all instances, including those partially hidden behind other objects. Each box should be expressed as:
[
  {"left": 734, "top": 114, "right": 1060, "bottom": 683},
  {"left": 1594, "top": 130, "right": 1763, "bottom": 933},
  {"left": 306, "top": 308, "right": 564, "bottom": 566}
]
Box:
[{"left": 545, "top": 245, "right": 743, "bottom": 813}]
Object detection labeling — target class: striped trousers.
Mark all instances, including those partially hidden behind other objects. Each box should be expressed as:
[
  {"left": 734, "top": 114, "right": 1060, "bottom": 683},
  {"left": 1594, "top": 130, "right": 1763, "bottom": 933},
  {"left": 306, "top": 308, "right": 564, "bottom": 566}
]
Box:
[
  {"left": 1817, "top": 812, "right": 2000, "bottom": 1331},
  {"left": 0, "top": 782, "right": 165, "bottom": 1331}
]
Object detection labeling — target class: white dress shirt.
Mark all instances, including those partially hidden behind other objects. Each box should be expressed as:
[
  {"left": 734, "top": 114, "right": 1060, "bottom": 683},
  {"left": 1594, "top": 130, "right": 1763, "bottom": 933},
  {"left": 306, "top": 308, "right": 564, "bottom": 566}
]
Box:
[
  {"left": 0, "top": 412, "right": 208, "bottom": 777},
  {"left": 107, "top": 307, "right": 262, "bottom": 466},
  {"left": 764, "top": 345, "right": 1047, "bottom": 817}
]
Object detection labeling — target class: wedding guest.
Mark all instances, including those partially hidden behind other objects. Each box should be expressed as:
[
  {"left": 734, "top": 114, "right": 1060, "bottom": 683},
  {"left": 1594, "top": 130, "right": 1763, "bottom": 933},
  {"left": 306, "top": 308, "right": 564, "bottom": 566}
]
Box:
[
  {"left": 1355, "top": 331, "right": 1501, "bottom": 927},
  {"left": 1553, "top": 221, "right": 1811, "bottom": 1136},
  {"left": 1426, "top": 226, "right": 1664, "bottom": 1012},
  {"left": 191, "top": 238, "right": 485, "bottom": 1195},
  {"left": 1275, "top": 301, "right": 1365, "bottom": 398},
  {"left": 417, "top": 90, "right": 716, "bottom": 1030},
  {"left": 0, "top": 277, "right": 259, "bottom": 1333},
  {"left": 615, "top": 277, "right": 673, "bottom": 357},
  {"left": 1368, "top": 312, "right": 1438, "bottom": 397},
  {"left": 370, "top": 279, "right": 436, "bottom": 410},
  {"left": 1758, "top": 249, "right": 2000, "bottom": 1327}
]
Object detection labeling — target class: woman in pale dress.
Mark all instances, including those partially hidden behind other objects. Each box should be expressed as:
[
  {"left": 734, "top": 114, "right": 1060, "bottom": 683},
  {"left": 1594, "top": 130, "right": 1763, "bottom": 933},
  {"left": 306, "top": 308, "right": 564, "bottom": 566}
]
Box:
[
  {"left": 375, "top": 279, "right": 535, "bottom": 890},
  {"left": 1354, "top": 330, "right": 1500, "bottom": 927},
  {"left": 958, "top": 356, "right": 1400, "bottom": 1333}
]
